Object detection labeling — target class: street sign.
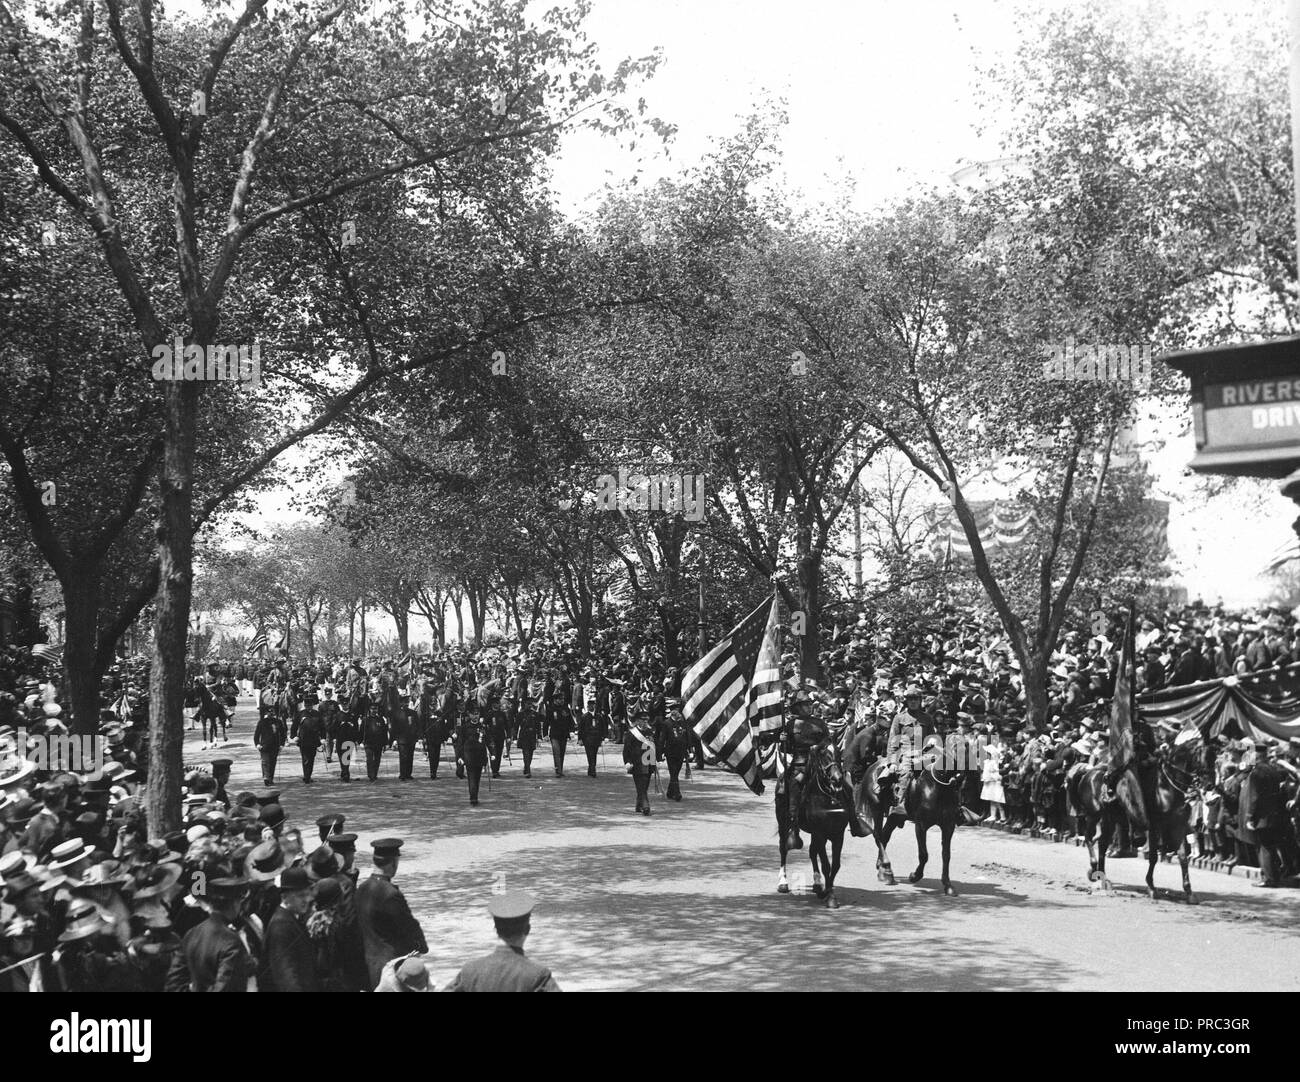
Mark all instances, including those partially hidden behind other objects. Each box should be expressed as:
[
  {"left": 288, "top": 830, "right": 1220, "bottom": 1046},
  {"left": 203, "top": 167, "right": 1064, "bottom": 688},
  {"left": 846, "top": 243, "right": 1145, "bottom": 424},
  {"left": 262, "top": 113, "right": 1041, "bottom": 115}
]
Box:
[{"left": 1161, "top": 337, "right": 1300, "bottom": 477}]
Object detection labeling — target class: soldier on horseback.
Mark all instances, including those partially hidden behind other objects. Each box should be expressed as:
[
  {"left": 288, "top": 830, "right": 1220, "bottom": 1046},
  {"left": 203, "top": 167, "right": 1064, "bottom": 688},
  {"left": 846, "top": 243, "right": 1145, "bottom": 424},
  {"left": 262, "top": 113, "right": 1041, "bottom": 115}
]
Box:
[
  {"left": 876, "top": 685, "right": 933, "bottom": 819},
  {"left": 779, "top": 685, "right": 832, "bottom": 851}
]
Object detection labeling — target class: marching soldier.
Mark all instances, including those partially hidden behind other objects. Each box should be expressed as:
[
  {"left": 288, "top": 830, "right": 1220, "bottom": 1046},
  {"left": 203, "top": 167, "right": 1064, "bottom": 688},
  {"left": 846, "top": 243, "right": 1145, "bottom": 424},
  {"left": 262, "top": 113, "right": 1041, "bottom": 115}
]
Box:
[
  {"left": 391, "top": 694, "right": 419, "bottom": 781},
  {"left": 548, "top": 670, "right": 574, "bottom": 777},
  {"left": 362, "top": 700, "right": 389, "bottom": 782},
  {"left": 577, "top": 694, "right": 608, "bottom": 777},
  {"left": 355, "top": 838, "right": 427, "bottom": 989},
  {"left": 254, "top": 676, "right": 289, "bottom": 787},
  {"left": 516, "top": 692, "right": 539, "bottom": 779},
  {"left": 623, "top": 705, "right": 656, "bottom": 816},
  {"left": 297, "top": 700, "right": 324, "bottom": 784},
  {"left": 319, "top": 685, "right": 341, "bottom": 763},
  {"left": 485, "top": 693, "right": 510, "bottom": 779}
]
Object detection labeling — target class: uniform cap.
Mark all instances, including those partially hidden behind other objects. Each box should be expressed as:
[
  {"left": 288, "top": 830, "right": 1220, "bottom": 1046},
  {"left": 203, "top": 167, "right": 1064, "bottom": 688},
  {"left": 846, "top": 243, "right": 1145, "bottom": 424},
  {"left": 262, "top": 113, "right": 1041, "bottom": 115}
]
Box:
[{"left": 487, "top": 889, "right": 535, "bottom": 921}]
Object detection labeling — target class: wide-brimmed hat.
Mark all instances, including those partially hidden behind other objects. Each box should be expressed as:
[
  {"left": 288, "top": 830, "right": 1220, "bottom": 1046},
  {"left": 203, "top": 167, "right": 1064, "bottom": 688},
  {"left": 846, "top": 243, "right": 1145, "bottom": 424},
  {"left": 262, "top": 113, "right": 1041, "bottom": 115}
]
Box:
[
  {"left": 130, "top": 862, "right": 182, "bottom": 900},
  {"left": 305, "top": 845, "right": 343, "bottom": 881},
  {"left": 71, "top": 860, "right": 131, "bottom": 891},
  {"left": 0, "top": 757, "right": 37, "bottom": 792},
  {"left": 57, "top": 900, "right": 109, "bottom": 943},
  {"left": 245, "top": 839, "right": 285, "bottom": 882},
  {"left": 47, "top": 841, "right": 95, "bottom": 871}
]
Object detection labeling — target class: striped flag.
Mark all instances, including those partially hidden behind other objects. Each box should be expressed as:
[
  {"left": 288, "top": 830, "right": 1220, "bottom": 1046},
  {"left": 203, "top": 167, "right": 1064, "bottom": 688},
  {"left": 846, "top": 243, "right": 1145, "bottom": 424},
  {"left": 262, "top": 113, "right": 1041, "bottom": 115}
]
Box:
[
  {"left": 245, "top": 631, "right": 269, "bottom": 657},
  {"left": 682, "top": 594, "right": 782, "bottom": 795},
  {"left": 30, "top": 643, "right": 62, "bottom": 664}
]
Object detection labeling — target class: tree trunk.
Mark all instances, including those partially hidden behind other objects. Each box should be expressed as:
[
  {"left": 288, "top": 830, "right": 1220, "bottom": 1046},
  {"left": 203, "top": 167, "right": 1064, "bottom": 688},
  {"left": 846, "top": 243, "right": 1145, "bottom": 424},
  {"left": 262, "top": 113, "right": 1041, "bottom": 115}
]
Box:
[
  {"left": 1023, "top": 655, "right": 1050, "bottom": 732},
  {"left": 393, "top": 602, "right": 409, "bottom": 653},
  {"left": 347, "top": 600, "right": 356, "bottom": 655},
  {"left": 796, "top": 529, "right": 824, "bottom": 682},
  {"left": 359, "top": 605, "right": 366, "bottom": 655},
  {"left": 61, "top": 568, "right": 103, "bottom": 737},
  {"left": 147, "top": 378, "right": 199, "bottom": 837}
]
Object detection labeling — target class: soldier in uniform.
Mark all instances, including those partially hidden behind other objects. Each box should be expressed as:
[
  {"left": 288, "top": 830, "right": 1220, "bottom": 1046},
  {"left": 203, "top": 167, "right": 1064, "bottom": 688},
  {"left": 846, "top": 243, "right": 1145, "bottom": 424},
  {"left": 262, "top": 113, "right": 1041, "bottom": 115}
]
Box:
[
  {"left": 318, "top": 686, "right": 341, "bottom": 763},
  {"left": 443, "top": 891, "right": 560, "bottom": 992},
  {"left": 515, "top": 691, "right": 539, "bottom": 779},
  {"left": 484, "top": 692, "right": 510, "bottom": 779},
  {"left": 355, "top": 838, "right": 427, "bottom": 989},
  {"left": 577, "top": 695, "right": 608, "bottom": 777},
  {"left": 297, "top": 699, "right": 324, "bottom": 784},
  {"left": 391, "top": 693, "right": 419, "bottom": 782},
  {"left": 362, "top": 698, "right": 389, "bottom": 782},
  {"left": 548, "top": 672, "right": 574, "bottom": 777},
  {"left": 623, "top": 705, "right": 656, "bottom": 816},
  {"left": 1242, "top": 738, "right": 1287, "bottom": 887},
  {"left": 778, "top": 686, "right": 832, "bottom": 850},
  {"left": 254, "top": 676, "right": 289, "bottom": 787}
]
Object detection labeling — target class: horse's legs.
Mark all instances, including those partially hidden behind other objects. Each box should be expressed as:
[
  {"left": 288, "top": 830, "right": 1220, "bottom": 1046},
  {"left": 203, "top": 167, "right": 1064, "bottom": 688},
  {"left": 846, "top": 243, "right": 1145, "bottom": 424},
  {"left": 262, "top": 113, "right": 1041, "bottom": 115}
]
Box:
[
  {"left": 777, "top": 801, "right": 790, "bottom": 893},
  {"left": 1145, "top": 824, "right": 1159, "bottom": 900},
  {"left": 1178, "top": 826, "right": 1196, "bottom": 904},
  {"left": 909, "top": 820, "right": 929, "bottom": 884},
  {"left": 875, "top": 812, "right": 898, "bottom": 884},
  {"left": 1093, "top": 809, "right": 1114, "bottom": 891},
  {"left": 825, "top": 829, "right": 843, "bottom": 909},
  {"left": 1082, "top": 811, "right": 1100, "bottom": 880},
  {"left": 810, "top": 839, "right": 825, "bottom": 897},
  {"left": 940, "top": 818, "right": 956, "bottom": 896}
]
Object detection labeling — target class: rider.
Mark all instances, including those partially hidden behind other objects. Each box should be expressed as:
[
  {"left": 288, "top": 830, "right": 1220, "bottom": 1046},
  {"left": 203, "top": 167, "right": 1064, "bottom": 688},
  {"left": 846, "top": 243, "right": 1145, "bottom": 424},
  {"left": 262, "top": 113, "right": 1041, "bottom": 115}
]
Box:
[
  {"left": 780, "top": 685, "right": 832, "bottom": 851},
  {"left": 881, "top": 685, "right": 933, "bottom": 819}
]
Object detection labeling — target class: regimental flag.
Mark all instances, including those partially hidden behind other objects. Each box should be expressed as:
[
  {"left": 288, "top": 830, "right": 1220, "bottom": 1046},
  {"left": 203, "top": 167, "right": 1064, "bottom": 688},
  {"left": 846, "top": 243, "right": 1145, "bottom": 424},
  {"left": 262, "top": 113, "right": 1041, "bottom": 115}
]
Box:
[
  {"left": 1108, "top": 602, "right": 1136, "bottom": 773},
  {"left": 246, "top": 631, "right": 269, "bottom": 657},
  {"left": 682, "top": 594, "right": 781, "bottom": 795}
]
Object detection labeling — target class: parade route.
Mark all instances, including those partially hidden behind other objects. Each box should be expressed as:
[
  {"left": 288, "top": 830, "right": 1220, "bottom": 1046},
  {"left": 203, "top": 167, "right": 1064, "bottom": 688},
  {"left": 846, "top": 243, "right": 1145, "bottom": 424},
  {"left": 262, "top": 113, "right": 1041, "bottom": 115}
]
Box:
[{"left": 201, "top": 703, "right": 1300, "bottom": 992}]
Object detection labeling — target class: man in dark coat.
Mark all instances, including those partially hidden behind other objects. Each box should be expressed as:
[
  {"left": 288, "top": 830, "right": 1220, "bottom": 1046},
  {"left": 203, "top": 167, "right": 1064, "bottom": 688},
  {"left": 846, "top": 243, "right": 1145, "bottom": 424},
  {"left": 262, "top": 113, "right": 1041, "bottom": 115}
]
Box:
[
  {"left": 297, "top": 703, "right": 324, "bottom": 784},
  {"left": 254, "top": 677, "right": 289, "bottom": 786},
  {"left": 260, "top": 867, "right": 319, "bottom": 991},
  {"left": 324, "top": 832, "right": 368, "bottom": 991},
  {"left": 577, "top": 700, "right": 608, "bottom": 778},
  {"left": 547, "top": 674, "right": 574, "bottom": 777},
  {"left": 164, "top": 877, "right": 254, "bottom": 992},
  {"left": 362, "top": 701, "right": 389, "bottom": 783},
  {"left": 623, "top": 710, "right": 656, "bottom": 816},
  {"left": 355, "top": 838, "right": 427, "bottom": 988},
  {"left": 1242, "top": 739, "right": 1288, "bottom": 887}
]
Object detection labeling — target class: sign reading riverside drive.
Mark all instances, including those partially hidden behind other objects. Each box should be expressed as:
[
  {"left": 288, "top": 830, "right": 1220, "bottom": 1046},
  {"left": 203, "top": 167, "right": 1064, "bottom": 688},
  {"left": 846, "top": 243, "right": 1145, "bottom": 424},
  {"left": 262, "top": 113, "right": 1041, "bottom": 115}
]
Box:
[
  {"left": 1160, "top": 337, "right": 1300, "bottom": 478},
  {"left": 1204, "top": 378, "right": 1300, "bottom": 448}
]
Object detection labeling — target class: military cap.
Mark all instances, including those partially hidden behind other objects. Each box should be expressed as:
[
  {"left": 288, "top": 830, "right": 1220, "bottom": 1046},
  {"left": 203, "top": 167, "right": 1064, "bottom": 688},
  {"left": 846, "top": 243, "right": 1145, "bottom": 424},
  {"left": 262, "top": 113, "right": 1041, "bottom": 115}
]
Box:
[
  {"left": 396, "top": 956, "right": 431, "bottom": 991},
  {"left": 253, "top": 788, "right": 281, "bottom": 807},
  {"left": 210, "top": 758, "right": 233, "bottom": 772},
  {"left": 371, "top": 837, "right": 403, "bottom": 858},
  {"left": 316, "top": 812, "right": 345, "bottom": 832},
  {"left": 487, "top": 889, "right": 536, "bottom": 922}
]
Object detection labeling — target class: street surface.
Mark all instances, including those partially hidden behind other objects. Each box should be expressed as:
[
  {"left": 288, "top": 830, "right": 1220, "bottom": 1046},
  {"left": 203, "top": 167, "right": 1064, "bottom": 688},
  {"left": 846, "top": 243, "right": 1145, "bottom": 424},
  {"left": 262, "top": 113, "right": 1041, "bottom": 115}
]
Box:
[{"left": 196, "top": 702, "right": 1300, "bottom": 991}]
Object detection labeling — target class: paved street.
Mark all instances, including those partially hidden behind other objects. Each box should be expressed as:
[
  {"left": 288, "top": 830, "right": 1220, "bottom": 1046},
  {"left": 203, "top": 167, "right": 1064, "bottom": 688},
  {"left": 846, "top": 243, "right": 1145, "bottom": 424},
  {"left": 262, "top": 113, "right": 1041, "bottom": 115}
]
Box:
[{"left": 196, "top": 702, "right": 1300, "bottom": 991}]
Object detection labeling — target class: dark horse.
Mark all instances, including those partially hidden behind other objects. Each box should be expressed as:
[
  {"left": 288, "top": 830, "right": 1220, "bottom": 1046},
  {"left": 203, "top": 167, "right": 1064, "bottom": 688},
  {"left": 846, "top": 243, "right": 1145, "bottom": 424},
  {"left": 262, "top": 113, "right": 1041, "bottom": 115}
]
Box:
[
  {"left": 776, "top": 744, "right": 850, "bottom": 909},
  {"left": 1068, "top": 728, "right": 1204, "bottom": 902},
  {"left": 857, "top": 736, "right": 982, "bottom": 896}
]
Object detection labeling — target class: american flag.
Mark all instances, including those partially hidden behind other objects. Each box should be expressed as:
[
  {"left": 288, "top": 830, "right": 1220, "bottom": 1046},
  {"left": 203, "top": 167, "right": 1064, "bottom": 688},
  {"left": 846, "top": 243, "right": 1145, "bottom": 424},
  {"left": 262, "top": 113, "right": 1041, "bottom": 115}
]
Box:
[
  {"left": 682, "top": 594, "right": 782, "bottom": 795},
  {"left": 245, "top": 631, "right": 269, "bottom": 656}
]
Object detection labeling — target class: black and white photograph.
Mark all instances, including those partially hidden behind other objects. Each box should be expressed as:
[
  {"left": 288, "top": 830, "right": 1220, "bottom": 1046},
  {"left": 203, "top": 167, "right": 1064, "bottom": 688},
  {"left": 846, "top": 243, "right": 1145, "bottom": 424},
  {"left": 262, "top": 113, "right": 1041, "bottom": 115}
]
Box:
[{"left": 0, "top": 0, "right": 1295, "bottom": 1038}]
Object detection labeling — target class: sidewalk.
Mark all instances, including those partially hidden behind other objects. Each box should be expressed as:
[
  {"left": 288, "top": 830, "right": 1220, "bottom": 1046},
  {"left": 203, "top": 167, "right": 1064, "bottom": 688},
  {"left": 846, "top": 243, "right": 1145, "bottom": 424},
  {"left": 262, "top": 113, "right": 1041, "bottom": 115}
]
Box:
[{"left": 973, "top": 819, "right": 1266, "bottom": 880}]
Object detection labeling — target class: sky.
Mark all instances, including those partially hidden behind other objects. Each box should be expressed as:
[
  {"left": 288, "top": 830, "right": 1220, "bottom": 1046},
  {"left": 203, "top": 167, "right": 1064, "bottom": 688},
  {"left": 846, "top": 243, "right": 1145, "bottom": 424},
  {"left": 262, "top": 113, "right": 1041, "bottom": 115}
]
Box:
[{"left": 221, "top": 0, "right": 1300, "bottom": 642}]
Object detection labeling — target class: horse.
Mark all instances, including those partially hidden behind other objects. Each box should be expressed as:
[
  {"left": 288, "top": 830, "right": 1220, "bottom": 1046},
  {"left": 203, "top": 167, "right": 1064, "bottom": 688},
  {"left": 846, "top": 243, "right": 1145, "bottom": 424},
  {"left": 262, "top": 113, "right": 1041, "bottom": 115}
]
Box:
[
  {"left": 857, "top": 735, "right": 981, "bottom": 896},
  {"left": 776, "top": 742, "right": 850, "bottom": 909},
  {"left": 1069, "top": 729, "right": 1205, "bottom": 902}
]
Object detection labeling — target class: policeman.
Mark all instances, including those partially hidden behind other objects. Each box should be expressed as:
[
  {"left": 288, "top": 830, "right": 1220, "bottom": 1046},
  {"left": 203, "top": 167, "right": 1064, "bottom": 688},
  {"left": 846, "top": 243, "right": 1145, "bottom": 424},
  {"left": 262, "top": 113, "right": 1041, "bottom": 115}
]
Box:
[
  {"left": 254, "top": 676, "right": 288, "bottom": 786},
  {"left": 355, "top": 838, "right": 427, "bottom": 989},
  {"left": 362, "top": 700, "right": 389, "bottom": 783},
  {"left": 443, "top": 891, "right": 560, "bottom": 992},
  {"left": 297, "top": 700, "right": 324, "bottom": 784}
]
